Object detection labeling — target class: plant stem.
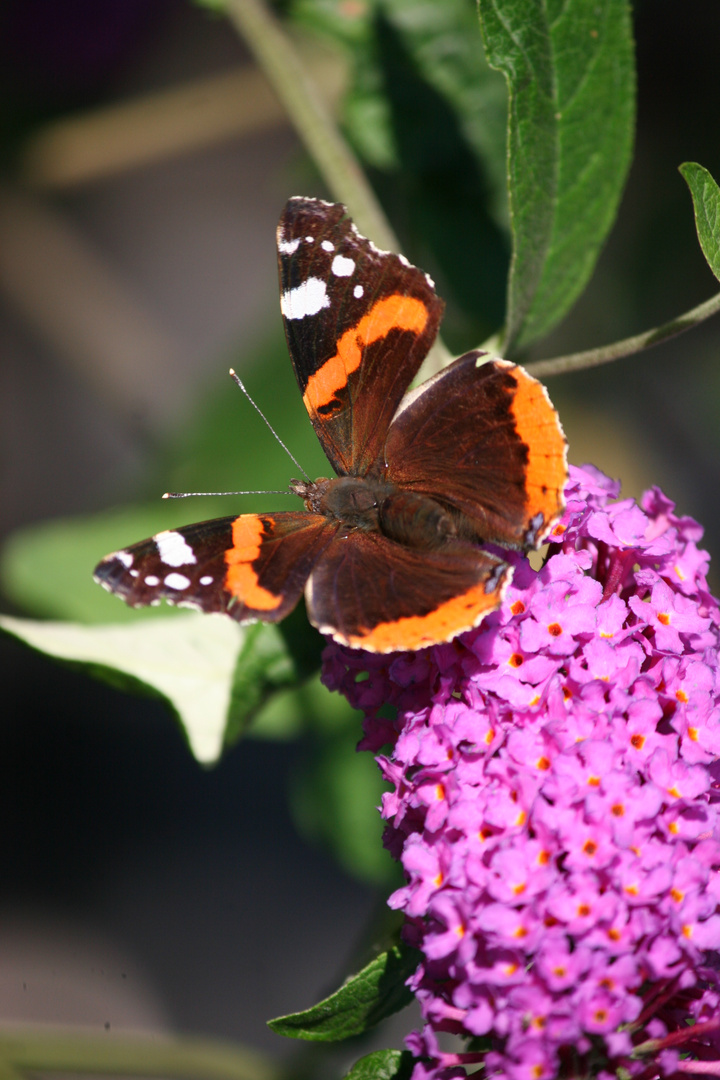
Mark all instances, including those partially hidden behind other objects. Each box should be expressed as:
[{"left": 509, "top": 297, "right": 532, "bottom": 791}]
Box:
[
  {"left": 524, "top": 290, "right": 720, "bottom": 378},
  {"left": 219, "top": 0, "right": 453, "bottom": 372},
  {"left": 223, "top": 0, "right": 392, "bottom": 248},
  {"left": 0, "top": 1030, "right": 276, "bottom": 1080}
]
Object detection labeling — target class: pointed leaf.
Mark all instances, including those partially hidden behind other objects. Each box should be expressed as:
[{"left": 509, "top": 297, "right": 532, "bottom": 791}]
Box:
[
  {"left": 479, "top": 0, "right": 635, "bottom": 351},
  {"left": 0, "top": 612, "right": 314, "bottom": 762},
  {"left": 343, "top": 1050, "right": 415, "bottom": 1080},
  {"left": 680, "top": 162, "right": 720, "bottom": 283},
  {"left": 267, "top": 940, "right": 420, "bottom": 1041}
]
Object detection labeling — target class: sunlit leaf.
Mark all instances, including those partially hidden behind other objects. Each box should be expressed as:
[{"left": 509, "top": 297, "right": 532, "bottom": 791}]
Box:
[{"left": 0, "top": 612, "right": 321, "bottom": 762}]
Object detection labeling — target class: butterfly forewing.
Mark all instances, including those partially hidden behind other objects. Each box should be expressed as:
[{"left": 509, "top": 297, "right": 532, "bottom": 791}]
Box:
[
  {"left": 95, "top": 513, "right": 337, "bottom": 623},
  {"left": 277, "top": 198, "right": 444, "bottom": 477}
]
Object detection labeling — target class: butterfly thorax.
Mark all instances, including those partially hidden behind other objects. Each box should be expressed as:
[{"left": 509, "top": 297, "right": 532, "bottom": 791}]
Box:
[{"left": 290, "top": 476, "right": 458, "bottom": 550}]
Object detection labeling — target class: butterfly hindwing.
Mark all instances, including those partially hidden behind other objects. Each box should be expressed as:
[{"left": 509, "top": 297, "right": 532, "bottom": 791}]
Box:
[
  {"left": 384, "top": 352, "right": 567, "bottom": 549},
  {"left": 277, "top": 198, "right": 444, "bottom": 476},
  {"left": 305, "top": 530, "right": 512, "bottom": 653}
]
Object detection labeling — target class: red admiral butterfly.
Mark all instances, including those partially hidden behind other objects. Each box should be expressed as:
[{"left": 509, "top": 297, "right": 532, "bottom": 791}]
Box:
[{"left": 95, "top": 197, "right": 567, "bottom": 653}]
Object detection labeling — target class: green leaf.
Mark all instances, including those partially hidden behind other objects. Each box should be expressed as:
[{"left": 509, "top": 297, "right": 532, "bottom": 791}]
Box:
[
  {"left": 479, "top": 0, "right": 635, "bottom": 351},
  {"left": 0, "top": 612, "right": 320, "bottom": 763},
  {"left": 343, "top": 1049, "right": 415, "bottom": 1080},
  {"left": 680, "top": 162, "right": 720, "bottom": 283},
  {"left": 267, "top": 939, "right": 420, "bottom": 1041}
]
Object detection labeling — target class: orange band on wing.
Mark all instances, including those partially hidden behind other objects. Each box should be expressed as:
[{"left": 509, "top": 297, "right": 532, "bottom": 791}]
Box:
[
  {"left": 507, "top": 366, "right": 568, "bottom": 537},
  {"left": 303, "top": 295, "right": 429, "bottom": 414},
  {"left": 342, "top": 570, "right": 511, "bottom": 654},
  {"left": 225, "top": 515, "right": 283, "bottom": 611}
]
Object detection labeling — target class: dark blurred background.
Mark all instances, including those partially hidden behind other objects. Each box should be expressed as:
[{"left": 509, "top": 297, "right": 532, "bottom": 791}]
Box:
[{"left": 0, "top": 0, "right": 718, "bottom": 1069}]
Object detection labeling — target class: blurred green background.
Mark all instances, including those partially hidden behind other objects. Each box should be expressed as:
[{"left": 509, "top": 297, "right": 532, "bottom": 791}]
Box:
[{"left": 0, "top": 0, "right": 718, "bottom": 1070}]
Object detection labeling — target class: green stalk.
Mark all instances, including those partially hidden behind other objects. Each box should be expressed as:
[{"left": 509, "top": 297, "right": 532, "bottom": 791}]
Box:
[{"left": 525, "top": 290, "right": 720, "bottom": 378}]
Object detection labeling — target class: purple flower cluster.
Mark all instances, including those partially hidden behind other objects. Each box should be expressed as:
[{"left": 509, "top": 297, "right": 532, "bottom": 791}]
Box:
[{"left": 323, "top": 465, "right": 720, "bottom": 1080}]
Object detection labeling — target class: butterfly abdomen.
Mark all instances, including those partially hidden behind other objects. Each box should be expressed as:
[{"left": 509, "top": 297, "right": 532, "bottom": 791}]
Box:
[{"left": 378, "top": 490, "right": 457, "bottom": 549}]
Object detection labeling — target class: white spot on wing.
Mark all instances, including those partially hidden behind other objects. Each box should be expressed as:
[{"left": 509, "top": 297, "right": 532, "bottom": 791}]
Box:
[
  {"left": 305, "top": 235, "right": 314, "bottom": 243},
  {"left": 116, "top": 550, "right": 133, "bottom": 568},
  {"left": 331, "top": 254, "right": 355, "bottom": 277},
  {"left": 199, "top": 575, "right": 213, "bottom": 586},
  {"left": 145, "top": 575, "right": 160, "bottom": 586},
  {"left": 130, "top": 569, "right": 139, "bottom": 577},
  {"left": 353, "top": 284, "right": 364, "bottom": 298},
  {"left": 398, "top": 254, "right": 410, "bottom": 267},
  {"left": 321, "top": 240, "right": 334, "bottom": 252},
  {"left": 155, "top": 529, "right": 197, "bottom": 566},
  {"left": 278, "top": 237, "right": 300, "bottom": 255},
  {"left": 425, "top": 272, "right": 435, "bottom": 288},
  {"left": 280, "top": 277, "right": 330, "bottom": 320},
  {"left": 165, "top": 572, "right": 191, "bottom": 590}
]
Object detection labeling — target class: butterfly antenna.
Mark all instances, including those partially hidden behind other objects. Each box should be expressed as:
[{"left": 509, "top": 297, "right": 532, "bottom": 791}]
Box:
[
  {"left": 163, "top": 489, "right": 290, "bottom": 499},
  {"left": 229, "top": 368, "right": 312, "bottom": 482}
]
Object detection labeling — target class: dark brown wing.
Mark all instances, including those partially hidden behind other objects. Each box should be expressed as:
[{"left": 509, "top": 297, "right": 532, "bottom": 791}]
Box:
[
  {"left": 384, "top": 352, "right": 568, "bottom": 549},
  {"left": 95, "top": 512, "right": 338, "bottom": 624},
  {"left": 305, "top": 530, "right": 511, "bottom": 653},
  {"left": 277, "top": 197, "right": 444, "bottom": 477}
]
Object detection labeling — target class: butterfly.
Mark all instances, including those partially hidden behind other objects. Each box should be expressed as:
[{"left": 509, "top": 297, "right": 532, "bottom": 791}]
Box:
[{"left": 94, "top": 197, "right": 567, "bottom": 653}]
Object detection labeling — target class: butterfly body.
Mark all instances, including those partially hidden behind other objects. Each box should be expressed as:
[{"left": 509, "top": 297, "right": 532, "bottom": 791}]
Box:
[
  {"left": 291, "top": 474, "right": 458, "bottom": 550},
  {"left": 95, "top": 197, "right": 568, "bottom": 653}
]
